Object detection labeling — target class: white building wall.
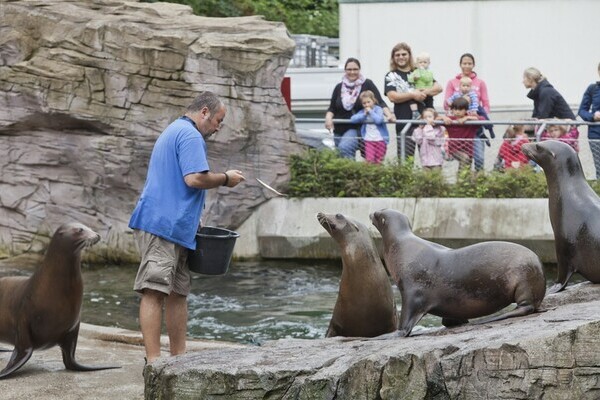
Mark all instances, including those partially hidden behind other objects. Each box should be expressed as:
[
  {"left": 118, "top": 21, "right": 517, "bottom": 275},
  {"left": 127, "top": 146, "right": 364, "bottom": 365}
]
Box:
[{"left": 339, "top": 0, "right": 599, "bottom": 110}]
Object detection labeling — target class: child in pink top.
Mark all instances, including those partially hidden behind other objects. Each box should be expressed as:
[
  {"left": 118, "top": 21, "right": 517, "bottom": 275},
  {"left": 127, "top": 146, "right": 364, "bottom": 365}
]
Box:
[
  {"left": 540, "top": 124, "right": 579, "bottom": 152},
  {"left": 412, "top": 108, "right": 445, "bottom": 170}
]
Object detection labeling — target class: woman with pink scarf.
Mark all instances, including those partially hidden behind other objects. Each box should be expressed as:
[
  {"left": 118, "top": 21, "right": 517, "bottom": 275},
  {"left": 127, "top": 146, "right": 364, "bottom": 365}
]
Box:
[{"left": 325, "top": 58, "right": 394, "bottom": 158}]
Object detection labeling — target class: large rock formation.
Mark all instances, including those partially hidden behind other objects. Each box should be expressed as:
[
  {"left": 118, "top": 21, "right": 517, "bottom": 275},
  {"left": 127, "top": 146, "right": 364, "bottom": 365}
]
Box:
[
  {"left": 146, "top": 283, "right": 600, "bottom": 399},
  {"left": 0, "top": 0, "right": 299, "bottom": 261}
]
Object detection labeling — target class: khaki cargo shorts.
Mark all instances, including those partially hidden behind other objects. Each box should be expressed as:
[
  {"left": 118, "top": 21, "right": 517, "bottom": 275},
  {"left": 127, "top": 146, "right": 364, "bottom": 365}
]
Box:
[{"left": 133, "top": 230, "right": 191, "bottom": 296}]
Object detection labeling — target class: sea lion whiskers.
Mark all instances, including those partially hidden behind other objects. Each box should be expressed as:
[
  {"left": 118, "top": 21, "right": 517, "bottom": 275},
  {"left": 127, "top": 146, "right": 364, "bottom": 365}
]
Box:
[{"left": 317, "top": 212, "right": 334, "bottom": 234}]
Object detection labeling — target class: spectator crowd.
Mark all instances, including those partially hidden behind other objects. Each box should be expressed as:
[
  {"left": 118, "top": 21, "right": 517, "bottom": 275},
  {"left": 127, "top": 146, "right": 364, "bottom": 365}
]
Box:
[{"left": 324, "top": 44, "right": 600, "bottom": 179}]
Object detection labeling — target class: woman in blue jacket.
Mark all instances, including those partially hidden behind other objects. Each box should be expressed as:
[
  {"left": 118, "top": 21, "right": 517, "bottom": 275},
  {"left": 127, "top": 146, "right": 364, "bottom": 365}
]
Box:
[{"left": 578, "top": 63, "right": 600, "bottom": 179}]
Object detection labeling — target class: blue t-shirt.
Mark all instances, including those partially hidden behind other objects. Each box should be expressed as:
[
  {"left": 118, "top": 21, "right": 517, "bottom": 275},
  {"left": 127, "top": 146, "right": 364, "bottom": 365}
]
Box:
[{"left": 129, "top": 117, "right": 209, "bottom": 249}]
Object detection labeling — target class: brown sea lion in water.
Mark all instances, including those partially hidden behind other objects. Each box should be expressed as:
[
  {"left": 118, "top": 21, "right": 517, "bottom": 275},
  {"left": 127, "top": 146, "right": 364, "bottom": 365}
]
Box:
[
  {"left": 522, "top": 139, "right": 600, "bottom": 293},
  {"left": 0, "top": 222, "right": 120, "bottom": 379},
  {"left": 370, "top": 209, "right": 546, "bottom": 337},
  {"left": 317, "top": 212, "right": 398, "bottom": 337}
]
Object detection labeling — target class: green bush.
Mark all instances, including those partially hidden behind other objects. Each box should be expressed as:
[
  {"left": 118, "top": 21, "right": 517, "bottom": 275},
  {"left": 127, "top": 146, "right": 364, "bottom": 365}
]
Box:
[{"left": 288, "top": 149, "right": 558, "bottom": 198}]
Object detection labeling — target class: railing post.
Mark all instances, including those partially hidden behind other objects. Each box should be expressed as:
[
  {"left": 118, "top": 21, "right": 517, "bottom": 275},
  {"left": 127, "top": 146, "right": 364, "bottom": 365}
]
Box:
[
  {"left": 535, "top": 122, "right": 547, "bottom": 142},
  {"left": 400, "top": 122, "right": 412, "bottom": 164}
]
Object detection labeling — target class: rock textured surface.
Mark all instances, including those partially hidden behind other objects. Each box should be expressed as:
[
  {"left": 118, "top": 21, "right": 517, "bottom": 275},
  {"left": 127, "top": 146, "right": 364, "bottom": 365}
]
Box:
[
  {"left": 146, "top": 283, "right": 600, "bottom": 399},
  {"left": 0, "top": 0, "right": 298, "bottom": 261}
]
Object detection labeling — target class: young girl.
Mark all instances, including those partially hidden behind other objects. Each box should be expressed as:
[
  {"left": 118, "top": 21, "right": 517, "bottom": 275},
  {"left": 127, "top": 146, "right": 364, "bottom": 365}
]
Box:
[
  {"left": 541, "top": 124, "right": 580, "bottom": 152},
  {"left": 412, "top": 108, "right": 445, "bottom": 170},
  {"left": 350, "top": 91, "right": 389, "bottom": 163},
  {"left": 495, "top": 125, "right": 530, "bottom": 170}
]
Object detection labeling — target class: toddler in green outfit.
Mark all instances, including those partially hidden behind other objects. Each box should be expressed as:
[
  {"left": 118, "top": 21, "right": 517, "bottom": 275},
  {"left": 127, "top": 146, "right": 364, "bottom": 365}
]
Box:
[{"left": 408, "top": 52, "right": 435, "bottom": 119}]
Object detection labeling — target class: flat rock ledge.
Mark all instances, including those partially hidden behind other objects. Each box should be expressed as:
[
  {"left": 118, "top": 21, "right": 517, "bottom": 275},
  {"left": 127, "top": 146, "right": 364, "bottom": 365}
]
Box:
[{"left": 146, "top": 283, "right": 600, "bottom": 400}]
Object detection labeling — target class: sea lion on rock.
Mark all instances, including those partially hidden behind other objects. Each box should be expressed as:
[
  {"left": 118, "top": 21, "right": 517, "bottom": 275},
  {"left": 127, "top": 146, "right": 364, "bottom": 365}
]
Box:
[
  {"left": 370, "top": 209, "right": 546, "bottom": 337},
  {"left": 522, "top": 139, "right": 600, "bottom": 293},
  {"left": 0, "top": 222, "right": 120, "bottom": 379},
  {"left": 317, "top": 212, "right": 398, "bottom": 337}
]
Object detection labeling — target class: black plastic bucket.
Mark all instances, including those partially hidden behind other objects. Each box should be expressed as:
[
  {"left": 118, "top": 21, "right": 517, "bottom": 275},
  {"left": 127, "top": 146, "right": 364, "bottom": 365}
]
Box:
[{"left": 187, "top": 226, "right": 240, "bottom": 275}]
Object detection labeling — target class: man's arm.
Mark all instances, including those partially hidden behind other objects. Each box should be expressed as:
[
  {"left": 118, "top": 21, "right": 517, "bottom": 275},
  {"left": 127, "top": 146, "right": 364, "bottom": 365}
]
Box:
[
  {"left": 423, "top": 81, "right": 443, "bottom": 97},
  {"left": 184, "top": 170, "right": 245, "bottom": 189},
  {"left": 387, "top": 89, "right": 425, "bottom": 104}
]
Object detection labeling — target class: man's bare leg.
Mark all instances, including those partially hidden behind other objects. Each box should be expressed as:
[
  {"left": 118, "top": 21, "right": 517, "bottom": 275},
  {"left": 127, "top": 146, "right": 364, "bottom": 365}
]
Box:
[
  {"left": 165, "top": 292, "right": 188, "bottom": 356},
  {"left": 139, "top": 289, "right": 166, "bottom": 363}
]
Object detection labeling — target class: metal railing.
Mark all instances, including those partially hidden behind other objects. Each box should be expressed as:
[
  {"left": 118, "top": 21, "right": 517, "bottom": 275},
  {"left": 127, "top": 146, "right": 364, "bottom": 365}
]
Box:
[{"left": 295, "top": 118, "right": 600, "bottom": 180}]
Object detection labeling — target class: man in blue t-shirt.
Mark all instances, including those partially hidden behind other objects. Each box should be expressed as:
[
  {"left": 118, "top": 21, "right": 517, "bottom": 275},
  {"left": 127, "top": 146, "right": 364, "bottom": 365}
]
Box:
[{"left": 129, "top": 91, "right": 245, "bottom": 365}]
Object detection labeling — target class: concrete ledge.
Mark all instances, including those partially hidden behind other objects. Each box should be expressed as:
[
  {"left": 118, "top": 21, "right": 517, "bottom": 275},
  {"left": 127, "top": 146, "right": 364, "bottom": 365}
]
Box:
[{"left": 234, "top": 198, "right": 557, "bottom": 262}]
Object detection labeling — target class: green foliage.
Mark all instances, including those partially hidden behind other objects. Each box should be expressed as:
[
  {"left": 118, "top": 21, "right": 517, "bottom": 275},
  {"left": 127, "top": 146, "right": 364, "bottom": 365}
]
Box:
[
  {"left": 288, "top": 149, "right": 557, "bottom": 199},
  {"left": 142, "top": 0, "right": 339, "bottom": 37}
]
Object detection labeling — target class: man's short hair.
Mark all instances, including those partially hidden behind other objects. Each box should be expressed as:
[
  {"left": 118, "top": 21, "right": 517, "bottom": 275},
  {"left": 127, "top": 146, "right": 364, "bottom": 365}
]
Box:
[{"left": 187, "top": 91, "right": 223, "bottom": 115}]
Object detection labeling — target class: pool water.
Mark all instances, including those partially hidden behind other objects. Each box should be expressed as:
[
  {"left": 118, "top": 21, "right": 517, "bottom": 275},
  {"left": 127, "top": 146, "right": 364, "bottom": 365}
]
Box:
[
  {"left": 80, "top": 260, "right": 440, "bottom": 344},
  {"left": 0, "top": 261, "right": 575, "bottom": 345}
]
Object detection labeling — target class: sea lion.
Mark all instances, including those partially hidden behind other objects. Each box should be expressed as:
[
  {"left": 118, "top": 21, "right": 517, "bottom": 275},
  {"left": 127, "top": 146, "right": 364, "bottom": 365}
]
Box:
[
  {"left": 0, "top": 222, "right": 120, "bottom": 379},
  {"left": 317, "top": 212, "right": 398, "bottom": 337},
  {"left": 522, "top": 139, "right": 600, "bottom": 293},
  {"left": 370, "top": 209, "right": 546, "bottom": 337}
]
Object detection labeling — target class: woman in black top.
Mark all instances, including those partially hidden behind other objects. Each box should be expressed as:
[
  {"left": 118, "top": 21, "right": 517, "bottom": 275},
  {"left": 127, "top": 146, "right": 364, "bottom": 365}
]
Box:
[
  {"left": 325, "top": 58, "right": 394, "bottom": 158},
  {"left": 523, "top": 67, "right": 576, "bottom": 120},
  {"left": 523, "top": 67, "right": 577, "bottom": 144}
]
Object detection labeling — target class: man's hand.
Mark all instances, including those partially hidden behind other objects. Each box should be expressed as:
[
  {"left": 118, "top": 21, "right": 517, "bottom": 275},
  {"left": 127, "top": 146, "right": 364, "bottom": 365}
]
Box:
[{"left": 224, "top": 170, "right": 245, "bottom": 187}]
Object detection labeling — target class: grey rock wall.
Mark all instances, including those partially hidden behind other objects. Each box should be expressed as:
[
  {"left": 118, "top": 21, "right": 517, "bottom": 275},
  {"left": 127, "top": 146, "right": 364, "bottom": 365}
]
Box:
[
  {"left": 146, "top": 283, "right": 600, "bottom": 399},
  {"left": 0, "top": 0, "right": 299, "bottom": 261}
]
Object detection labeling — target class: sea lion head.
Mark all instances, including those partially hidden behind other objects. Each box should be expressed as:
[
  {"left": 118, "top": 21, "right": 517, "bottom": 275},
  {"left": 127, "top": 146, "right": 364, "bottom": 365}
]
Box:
[
  {"left": 522, "top": 140, "right": 582, "bottom": 177},
  {"left": 49, "top": 222, "right": 101, "bottom": 254},
  {"left": 317, "top": 212, "right": 364, "bottom": 243},
  {"left": 370, "top": 209, "right": 412, "bottom": 236}
]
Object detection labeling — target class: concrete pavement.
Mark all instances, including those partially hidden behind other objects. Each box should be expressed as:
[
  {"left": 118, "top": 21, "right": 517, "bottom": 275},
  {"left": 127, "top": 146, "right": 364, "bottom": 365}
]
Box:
[{"left": 0, "top": 323, "right": 244, "bottom": 400}]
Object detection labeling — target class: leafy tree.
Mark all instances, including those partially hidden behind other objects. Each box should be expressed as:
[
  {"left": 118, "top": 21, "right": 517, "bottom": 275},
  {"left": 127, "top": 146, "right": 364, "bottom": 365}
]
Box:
[{"left": 142, "top": 0, "right": 339, "bottom": 37}]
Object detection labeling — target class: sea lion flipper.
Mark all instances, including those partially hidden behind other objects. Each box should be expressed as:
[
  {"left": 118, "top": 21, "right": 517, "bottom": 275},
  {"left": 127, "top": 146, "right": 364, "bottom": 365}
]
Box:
[
  {"left": 474, "top": 303, "right": 537, "bottom": 325},
  {"left": 549, "top": 269, "right": 574, "bottom": 294},
  {"left": 0, "top": 346, "right": 34, "bottom": 379},
  {"left": 60, "top": 325, "right": 121, "bottom": 371},
  {"left": 548, "top": 282, "right": 568, "bottom": 294}
]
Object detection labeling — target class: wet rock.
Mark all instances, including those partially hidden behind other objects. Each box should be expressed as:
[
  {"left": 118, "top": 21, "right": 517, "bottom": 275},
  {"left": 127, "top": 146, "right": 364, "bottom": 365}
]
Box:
[{"left": 147, "top": 283, "right": 600, "bottom": 399}]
